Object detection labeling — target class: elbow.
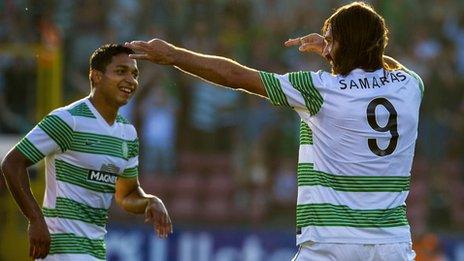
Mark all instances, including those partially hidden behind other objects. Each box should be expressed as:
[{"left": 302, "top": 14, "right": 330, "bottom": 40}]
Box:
[
  {"left": 1, "top": 149, "right": 26, "bottom": 178},
  {"left": 114, "top": 194, "right": 125, "bottom": 208},
  {"left": 114, "top": 193, "right": 131, "bottom": 211}
]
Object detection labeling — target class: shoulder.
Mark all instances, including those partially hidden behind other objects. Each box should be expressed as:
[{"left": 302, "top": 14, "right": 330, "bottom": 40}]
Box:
[
  {"left": 116, "top": 114, "right": 138, "bottom": 138},
  {"left": 398, "top": 68, "right": 425, "bottom": 96},
  {"left": 277, "top": 70, "right": 334, "bottom": 87},
  {"left": 45, "top": 105, "right": 75, "bottom": 130},
  {"left": 310, "top": 70, "right": 336, "bottom": 86},
  {"left": 66, "top": 99, "right": 97, "bottom": 119},
  {"left": 400, "top": 68, "right": 424, "bottom": 86}
]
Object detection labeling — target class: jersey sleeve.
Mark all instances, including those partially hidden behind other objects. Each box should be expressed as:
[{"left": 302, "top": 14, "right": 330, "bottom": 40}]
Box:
[
  {"left": 15, "top": 109, "right": 75, "bottom": 164},
  {"left": 121, "top": 127, "right": 139, "bottom": 179},
  {"left": 259, "top": 71, "right": 324, "bottom": 115},
  {"left": 402, "top": 68, "right": 424, "bottom": 98}
]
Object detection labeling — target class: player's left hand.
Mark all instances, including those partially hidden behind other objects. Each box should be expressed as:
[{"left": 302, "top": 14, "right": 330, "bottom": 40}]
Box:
[
  {"left": 284, "top": 33, "right": 325, "bottom": 56},
  {"left": 145, "top": 197, "right": 173, "bottom": 238}
]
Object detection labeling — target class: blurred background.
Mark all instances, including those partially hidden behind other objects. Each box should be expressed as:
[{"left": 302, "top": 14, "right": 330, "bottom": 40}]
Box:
[{"left": 0, "top": 0, "right": 463, "bottom": 260}]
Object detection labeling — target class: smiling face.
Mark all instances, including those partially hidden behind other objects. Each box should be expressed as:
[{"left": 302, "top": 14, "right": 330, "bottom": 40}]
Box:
[{"left": 91, "top": 53, "right": 139, "bottom": 108}]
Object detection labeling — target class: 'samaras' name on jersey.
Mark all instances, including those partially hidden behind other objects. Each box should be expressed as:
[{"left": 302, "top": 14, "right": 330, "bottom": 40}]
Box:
[
  {"left": 87, "top": 170, "right": 117, "bottom": 185},
  {"left": 339, "top": 71, "right": 406, "bottom": 90}
]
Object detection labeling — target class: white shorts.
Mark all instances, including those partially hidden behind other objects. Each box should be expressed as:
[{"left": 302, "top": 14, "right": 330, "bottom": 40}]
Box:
[{"left": 292, "top": 241, "right": 416, "bottom": 261}]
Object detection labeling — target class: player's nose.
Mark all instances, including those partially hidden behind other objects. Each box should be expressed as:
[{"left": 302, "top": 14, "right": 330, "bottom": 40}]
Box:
[{"left": 125, "top": 74, "right": 138, "bottom": 86}]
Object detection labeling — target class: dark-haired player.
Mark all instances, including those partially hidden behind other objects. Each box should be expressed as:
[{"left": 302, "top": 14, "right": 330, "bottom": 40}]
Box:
[{"left": 1, "top": 44, "right": 172, "bottom": 260}]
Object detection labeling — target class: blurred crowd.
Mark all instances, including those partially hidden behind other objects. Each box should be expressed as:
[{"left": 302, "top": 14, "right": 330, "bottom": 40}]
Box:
[{"left": 0, "top": 0, "right": 463, "bottom": 238}]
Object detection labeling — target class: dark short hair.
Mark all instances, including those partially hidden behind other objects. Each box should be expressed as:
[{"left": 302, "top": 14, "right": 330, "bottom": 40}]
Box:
[
  {"left": 90, "top": 44, "right": 134, "bottom": 72},
  {"left": 323, "top": 2, "right": 392, "bottom": 75}
]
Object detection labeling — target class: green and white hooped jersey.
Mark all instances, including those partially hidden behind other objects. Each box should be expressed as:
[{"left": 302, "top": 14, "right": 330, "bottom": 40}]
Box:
[
  {"left": 260, "top": 68, "right": 423, "bottom": 245},
  {"left": 15, "top": 97, "right": 139, "bottom": 260}
]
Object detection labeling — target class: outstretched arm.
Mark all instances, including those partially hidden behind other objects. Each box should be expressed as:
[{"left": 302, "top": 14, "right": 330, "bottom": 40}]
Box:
[
  {"left": 115, "top": 177, "right": 172, "bottom": 238},
  {"left": 1, "top": 149, "right": 51, "bottom": 259},
  {"left": 125, "top": 39, "right": 267, "bottom": 97}
]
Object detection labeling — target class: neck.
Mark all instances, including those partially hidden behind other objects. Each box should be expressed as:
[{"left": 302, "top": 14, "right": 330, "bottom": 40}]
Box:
[{"left": 88, "top": 94, "right": 118, "bottom": 125}]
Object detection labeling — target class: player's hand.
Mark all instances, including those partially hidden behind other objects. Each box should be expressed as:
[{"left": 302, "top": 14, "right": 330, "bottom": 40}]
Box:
[
  {"left": 284, "top": 33, "right": 325, "bottom": 56},
  {"left": 145, "top": 197, "right": 173, "bottom": 238},
  {"left": 28, "top": 217, "right": 51, "bottom": 259},
  {"left": 125, "top": 39, "right": 177, "bottom": 65}
]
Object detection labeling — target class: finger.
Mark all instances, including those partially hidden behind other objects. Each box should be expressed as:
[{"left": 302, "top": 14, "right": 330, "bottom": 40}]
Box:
[
  {"left": 35, "top": 240, "right": 45, "bottom": 259},
  {"left": 39, "top": 239, "right": 50, "bottom": 259},
  {"left": 35, "top": 242, "right": 43, "bottom": 259},
  {"left": 164, "top": 215, "right": 173, "bottom": 234},
  {"left": 161, "top": 216, "right": 172, "bottom": 238},
  {"left": 298, "top": 44, "right": 310, "bottom": 52},
  {"left": 34, "top": 243, "right": 43, "bottom": 259},
  {"left": 298, "top": 43, "right": 317, "bottom": 52},
  {"left": 155, "top": 224, "right": 162, "bottom": 238},
  {"left": 147, "top": 213, "right": 161, "bottom": 236},
  {"left": 284, "top": 38, "right": 301, "bottom": 47},
  {"left": 125, "top": 40, "right": 148, "bottom": 47},
  {"left": 129, "top": 53, "right": 150, "bottom": 60},
  {"left": 38, "top": 244, "right": 48, "bottom": 259},
  {"left": 168, "top": 219, "right": 173, "bottom": 234},
  {"left": 164, "top": 222, "right": 173, "bottom": 237},
  {"left": 30, "top": 240, "right": 40, "bottom": 258},
  {"left": 157, "top": 217, "right": 168, "bottom": 238},
  {"left": 29, "top": 242, "right": 34, "bottom": 258},
  {"left": 125, "top": 41, "right": 150, "bottom": 51},
  {"left": 162, "top": 225, "right": 170, "bottom": 238},
  {"left": 145, "top": 209, "right": 153, "bottom": 223}
]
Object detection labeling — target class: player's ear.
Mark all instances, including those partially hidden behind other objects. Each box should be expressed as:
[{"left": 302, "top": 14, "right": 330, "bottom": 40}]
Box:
[{"left": 90, "top": 69, "right": 103, "bottom": 85}]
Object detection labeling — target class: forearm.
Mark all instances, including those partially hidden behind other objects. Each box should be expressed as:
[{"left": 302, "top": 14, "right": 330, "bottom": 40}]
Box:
[
  {"left": 119, "top": 186, "right": 155, "bottom": 214},
  {"left": 1, "top": 155, "right": 44, "bottom": 222},
  {"left": 172, "top": 47, "right": 265, "bottom": 96}
]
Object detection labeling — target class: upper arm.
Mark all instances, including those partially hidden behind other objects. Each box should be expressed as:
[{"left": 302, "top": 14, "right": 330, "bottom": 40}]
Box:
[
  {"left": 383, "top": 55, "right": 424, "bottom": 96},
  {"left": 234, "top": 69, "right": 268, "bottom": 97},
  {"left": 259, "top": 70, "right": 324, "bottom": 116},
  {"left": 14, "top": 109, "right": 74, "bottom": 165},
  {"left": 114, "top": 127, "right": 140, "bottom": 204},
  {"left": 403, "top": 68, "right": 425, "bottom": 98}
]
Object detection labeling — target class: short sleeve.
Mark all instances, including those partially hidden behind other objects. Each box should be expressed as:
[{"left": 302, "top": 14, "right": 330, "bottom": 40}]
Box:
[
  {"left": 15, "top": 109, "right": 75, "bottom": 164},
  {"left": 120, "top": 137, "right": 139, "bottom": 178},
  {"left": 259, "top": 71, "right": 324, "bottom": 116},
  {"left": 402, "top": 68, "right": 424, "bottom": 98}
]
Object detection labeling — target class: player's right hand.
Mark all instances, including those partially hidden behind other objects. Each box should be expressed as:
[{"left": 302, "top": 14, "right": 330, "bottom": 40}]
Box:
[
  {"left": 284, "top": 33, "right": 325, "bottom": 56},
  {"left": 28, "top": 217, "right": 51, "bottom": 259},
  {"left": 125, "top": 39, "right": 177, "bottom": 65}
]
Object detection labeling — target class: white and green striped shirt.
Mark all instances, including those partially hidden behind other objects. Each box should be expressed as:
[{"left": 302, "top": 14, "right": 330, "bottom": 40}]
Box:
[
  {"left": 16, "top": 97, "right": 139, "bottom": 260},
  {"left": 260, "top": 68, "right": 423, "bottom": 245}
]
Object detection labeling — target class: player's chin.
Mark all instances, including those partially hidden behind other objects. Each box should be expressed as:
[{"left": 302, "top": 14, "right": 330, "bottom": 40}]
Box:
[
  {"left": 118, "top": 94, "right": 133, "bottom": 105},
  {"left": 115, "top": 97, "right": 130, "bottom": 107}
]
